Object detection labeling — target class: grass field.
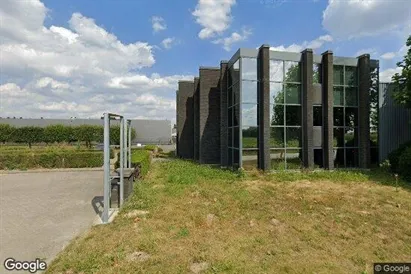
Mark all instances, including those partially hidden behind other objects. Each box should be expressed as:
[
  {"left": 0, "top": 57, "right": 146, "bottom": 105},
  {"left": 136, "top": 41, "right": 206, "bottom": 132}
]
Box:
[{"left": 47, "top": 158, "right": 411, "bottom": 274}]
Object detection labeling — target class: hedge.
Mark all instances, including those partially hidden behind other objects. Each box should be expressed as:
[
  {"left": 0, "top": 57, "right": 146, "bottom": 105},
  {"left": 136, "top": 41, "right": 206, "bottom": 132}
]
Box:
[
  {"left": 387, "top": 140, "right": 411, "bottom": 173},
  {"left": 0, "top": 151, "right": 104, "bottom": 170},
  {"left": 0, "top": 124, "right": 136, "bottom": 147},
  {"left": 114, "top": 150, "right": 151, "bottom": 177},
  {"left": 398, "top": 146, "right": 411, "bottom": 181}
]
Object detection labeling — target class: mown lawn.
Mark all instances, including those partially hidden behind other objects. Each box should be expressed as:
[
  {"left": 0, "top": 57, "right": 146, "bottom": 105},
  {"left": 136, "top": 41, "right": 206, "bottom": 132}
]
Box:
[{"left": 47, "top": 159, "right": 411, "bottom": 274}]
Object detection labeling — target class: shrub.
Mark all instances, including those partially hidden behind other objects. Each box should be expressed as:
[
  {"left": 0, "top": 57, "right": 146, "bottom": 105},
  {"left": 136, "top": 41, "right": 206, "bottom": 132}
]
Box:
[
  {"left": 388, "top": 141, "right": 411, "bottom": 173},
  {"left": 114, "top": 150, "right": 151, "bottom": 177},
  {"left": 13, "top": 126, "right": 44, "bottom": 148},
  {"left": 43, "top": 124, "right": 74, "bottom": 144},
  {"left": 0, "top": 124, "right": 13, "bottom": 144},
  {"left": 144, "top": 145, "right": 157, "bottom": 151},
  {"left": 0, "top": 150, "right": 103, "bottom": 170},
  {"left": 398, "top": 146, "right": 411, "bottom": 181}
]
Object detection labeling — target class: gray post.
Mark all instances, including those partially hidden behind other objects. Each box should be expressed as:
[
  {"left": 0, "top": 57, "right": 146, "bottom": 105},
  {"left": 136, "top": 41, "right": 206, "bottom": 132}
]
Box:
[
  {"left": 102, "top": 113, "right": 110, "bottom": 223},
  {"left": 321, "top": 51, "right": 334, "bottom": 170},
  {"left": 302, "top": 49, "right": 314, "bottom": 169},
  {"left": 358, "top": 54, "right": 371, "bottom": 168},
  {"left": 128, "top": 120, "right": 131, "bottom": 168},
  {"left": 124, "top": 119, "right": 128, "bottom": 168},
  {"left": 119, "top": 117, "right": 124, "bottom": 205}
]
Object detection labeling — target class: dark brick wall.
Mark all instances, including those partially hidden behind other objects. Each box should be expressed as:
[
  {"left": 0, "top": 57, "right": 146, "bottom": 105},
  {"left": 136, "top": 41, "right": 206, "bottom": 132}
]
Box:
[
  {"left": 220, "top": 61, "right": 228, "bottom": 166},
  {"left": 193, "top": 77, "right": 200, "bottom": 161},
  {"left": 358, "top": 54, "right": 371, "bottom": 168},
  {"left": 257, "top": 45, "right": 270, "bottom": 171},
  {"left": 302, "top": 49, "right": 314, "bottom": 168},
  {"left": 199, "top": 68, "right": 221, "bottom": 164},
  {"left": 321, "top": 51, "right": 334, "bottom": 170},
  {"left": 177, "top": 81, "right": 195, "bottom": 159}
]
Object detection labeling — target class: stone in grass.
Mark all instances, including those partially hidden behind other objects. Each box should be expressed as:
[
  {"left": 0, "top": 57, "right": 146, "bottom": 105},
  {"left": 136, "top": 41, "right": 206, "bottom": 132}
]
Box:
[
  {"left": 190, "top": 262, "right": 209, "bottom": 273},
  {"left": 206, "top": 214, "right": 216, "bottom": 227},
  {"left": 126, "top": 251, "right": 150, "bottom": 262},
  {"left": 125, "top": 210, "right": 150, "bottom": 218}
]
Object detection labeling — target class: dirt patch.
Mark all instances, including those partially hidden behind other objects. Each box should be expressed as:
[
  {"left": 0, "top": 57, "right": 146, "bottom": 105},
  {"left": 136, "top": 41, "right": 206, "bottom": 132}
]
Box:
[
  {"left": 125, "top": 210, "right": 150, "bottom": 218},
  {"left": 190, "top": 262, "right": 209, "bottom": 273},
  {"left": 126, "top": 251, "right": 150, "bottom": 262}
]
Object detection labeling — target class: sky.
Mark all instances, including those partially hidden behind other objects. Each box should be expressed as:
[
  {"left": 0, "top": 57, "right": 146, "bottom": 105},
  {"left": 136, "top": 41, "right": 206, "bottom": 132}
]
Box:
[{"left": 1, "top": 0, "right": 410, "bottom": 123}]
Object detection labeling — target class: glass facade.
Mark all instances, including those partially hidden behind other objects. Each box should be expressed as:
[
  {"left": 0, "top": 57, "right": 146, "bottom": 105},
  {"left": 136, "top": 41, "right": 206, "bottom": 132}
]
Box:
[
  {"left": 333, "top": 65, "right": 359, "bottom": 168},
  {"left": 223, "top": 49, "right": 379, "bottom": 170},
  {"left": 269, "top": 60, "right": 303, "bottom": 170}
]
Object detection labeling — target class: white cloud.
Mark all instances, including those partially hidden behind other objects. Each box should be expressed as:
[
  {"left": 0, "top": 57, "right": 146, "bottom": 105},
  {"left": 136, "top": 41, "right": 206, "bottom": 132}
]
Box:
[
  {"left": 322, "top": 0, "right": 411, "bottom": 39},
  {"left": 212, "top": 27, "right": 252, "bottom": 51},
  {"left": 355, "top": 48, "right": 377, "bottom": 57},
  {"left": 151, "top": 16, "right": 166, "bottom": 32},
  {"left": 379, "top": 67, "right": 402, "bottom": 83},
  {"left": 380, "top": 52, "right": 396, "bottom": 60},
  {"left": 0, "top": 0, "right": 191, "bottom": 121},
  {"left": 161, "top": 37, "right": 176, "bottom": 49},
  {"left": 192, "top": 0, "right": 236, "bottom": 39},
  {"left": 270, "top": 34, "right": 333, "bottom": 53}
]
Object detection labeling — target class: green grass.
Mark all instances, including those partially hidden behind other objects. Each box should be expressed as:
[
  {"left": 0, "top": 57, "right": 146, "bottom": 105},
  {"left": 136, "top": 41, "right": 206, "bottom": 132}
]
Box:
[{"left": 47, "top": 158, "right": 411, "bottom": 274}]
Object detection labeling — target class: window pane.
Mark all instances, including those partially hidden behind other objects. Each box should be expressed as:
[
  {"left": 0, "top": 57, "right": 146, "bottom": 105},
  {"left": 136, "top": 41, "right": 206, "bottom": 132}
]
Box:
[
  {"left": 286, "top": 127, "right": 301, "bottom": 148},
  {"left": 285, "top": 84, "right": 301, "bottom": 104},
  {"left": 333, "top": 65, "right": 344, "bottom": 85},
  {"left": 271, "top": 149, "right": 286, "bottom": 170},
  {"left": 286, "top": 149, "right": 303, "bottom": 169},
  {"left": 345, "top": 66, "right": 357, "bottom": 86},
  {"left": 270, "top": 60, "right": 283, "bottom": 82},
  {"left": 345, "top": 128, "right": 358, "bottom": 147},
  {"left": 270, "top": 82, "right": 283, "bottom": 104},
  {"left": 334, "top": 148, "right": 345, "bottom": 168},
  {"left": 228, "top": 127, "right": 233, "bottom": 147},
  {"left": 242, "top": 80, "right": 257, "bottom": 103},
  {"left": 234, "top": 126, "right": 239, "bottom": 148},
  {"left": 241, "top": 58, "right": 257, "bottom": 81},
  {"left": 346, "top": 148, "right": 359, "bottom": 167},
  {"left": 242, "top": 149, "right": 258, "bottom": 169},
  {"left": 284, "top": 61, "right": 300, "bottom": 82},
  {"left": 228, "top": 107, "right": 233, "bottom": 127},
  {"left": 228, "top": 148, "right": 233, "bottom": 166},
  {"left": 270, "top": 127, "right": 284, "bottom": 148},
  {"left": 233, "top": 81, "right": 240, "bottom": 105},
  {"left": 313, "top": 63, "right": 321, "bottom": 84},
  {"left": 242, "top": 126, "right": 258, "bottom": 149},
  {"left": 233, "top": 148, "right": 239, "bottom": 165},
  {"left": 270, "top": 104, "right": 284, "bottom": 126},
  {"left": 333, "top": 127, "right": 344, "bottom": 147},
  {"left": 333, "top": 86, "right": 344, "bottom": 106},
  {"left": 333, "top": 107, "right": 344, "bottom": 127},
  {"left": 345, "top": 87, "right": 358, "bottom": 106},
  {"left": 229, "top": 59, "right": 240, "bottom": 86},
  {"left": 233, "top": 104, "right": 239, "bottom": 127},
  {"left": 242, "top": 104, "right": 257, "bottom": 126},
  {"left": 285, "top": 106, "right": 301, "bottom": 126},
  {"left": 345, "top": 107, "right": 358, "bottom": 127},
  {"left": 228, "top": 86, "right": 233, "bottom": 107},
  {"left": 314, "top": 149, "right": 323, "bottom": 168},
  {"left": 313, "top": 106, "right": 322, "bottom": 126}
]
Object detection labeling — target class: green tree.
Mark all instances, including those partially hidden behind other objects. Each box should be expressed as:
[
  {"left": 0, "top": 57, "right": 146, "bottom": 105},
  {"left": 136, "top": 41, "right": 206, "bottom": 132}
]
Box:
[
  {"left": 392, "top": 35, "right": 411, "bottom": 108},
  {"left": 0, "top": 124, "right": 13, "bottom": 144},
  {"left": 15, "top": 126, "right": 44, "bottom": 148},
  {"left": 43, "top": 124, "right": 73, "bottom": 144}
]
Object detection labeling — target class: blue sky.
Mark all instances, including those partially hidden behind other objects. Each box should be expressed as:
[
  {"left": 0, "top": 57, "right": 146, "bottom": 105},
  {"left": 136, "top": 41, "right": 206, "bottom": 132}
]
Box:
[{"left": 1, "top": 0, "right": 410, "bottom": 121}]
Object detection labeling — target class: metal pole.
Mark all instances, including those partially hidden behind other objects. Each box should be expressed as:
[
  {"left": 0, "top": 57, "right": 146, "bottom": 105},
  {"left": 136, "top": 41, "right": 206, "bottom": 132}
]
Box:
[
  {"left": 128, "top": 120, "right": 132, "bottom": 168},
  {"left": 124, "top": 118, "right": 128, "bottom": 168},
  {"left": 119, "top": 117, "right": 124, "bottom": 206},
  {"left": 102, "top": 113, "right": 110, "bottom": 223}
]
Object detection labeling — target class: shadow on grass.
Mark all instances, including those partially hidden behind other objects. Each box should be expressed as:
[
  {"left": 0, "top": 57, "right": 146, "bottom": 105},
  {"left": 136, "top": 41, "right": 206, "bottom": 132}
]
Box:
[{"left": 359, "top": 168, "right": 411, "bottom": 191}]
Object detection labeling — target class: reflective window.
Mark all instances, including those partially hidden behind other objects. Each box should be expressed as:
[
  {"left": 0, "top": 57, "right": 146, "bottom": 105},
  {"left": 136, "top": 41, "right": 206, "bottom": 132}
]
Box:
[
  {"left": 270, "top": 60, "right": 283, "bottom": 82},
  {"left": 228, "top": 127, "right": 233, "bottom": 147},
  {"left": 345, "top": 107, "right": 358, "bottom": 127},
  {"left": 333, "top": 128, "right": 344, "bottom": 147},
  {"left": 242, "top": 81, "right": 257, "bottom": 104},
  {"left": 242, "top": 104, "right": 258, "bottom": 126},
  {"left": 345, "top": 66, "right": 357, "bottom": 86},
  {"left": 345, "top": 148, "right": 359, "bottom": 167},
  {"left": 228, "top": 107, "right": 233, "bottom": 127},
  {"left": 285, "top": 84, "right": 301, "bottom": 104},
  {"left": 242, "top": 127, "right": 258, "bottom": 148},
  {"left": 286, "top": 127, "right": 301, "bottom": 148},
  {"left": 271, "top": 149, "right": 286, "bottom": 170},
  {"left": 345, "top": 87, "right": 358, "bottom": 106},
  {"left": 233, "top": 127, "right": 239, "bottom": 148},
  {"left": 270, "top": 104, "right": 284, "bottom": 126},
  {"left": 284, "top": 61, "right": 300, "bottom": 82},
  {"left": 233, "top": 104, "right": 240, "bottom": 127},
  {"left": 233, "top": 82, "right": 240, "bottom": 105},
  {"left": 344, "top": 128, "right": 358, "bottom": 147},
  {"left": 313, "top": 63, "right": 321, "bottom": 84},
  {"left": 270, "top": 83, "right": 283, "bottom": 104},
  {"left": 333, "top": 65, "right": 344, "bottom": 85},
  {"left": 228, "top": 86, "right": 233, "bottom": 107},
  {"left": 333, "top": 86, "right": 344, "bottom": 106},
  {"left": 241, "top": 58, "right": 257, "bottom": 81},
  {"left": 242, "top": 149, "right": 258, "bottom": 169},
  {"left": 313, "top": 106, "right": 322, "bottom": 126},
  {"left": 270, "top": 127, "right": 284, "bottom": 148},
  {"left": 285, "top": 106, "right": 301, "bottom": 126},
  {"left": 333, "top": 107, "right": 344, "bottom": 127},
  {"left": 229, "top": 59, "right": 240, "bottom": 86},
  {"left": 285, "top": 149, "right": 303, "bottom": 169}
]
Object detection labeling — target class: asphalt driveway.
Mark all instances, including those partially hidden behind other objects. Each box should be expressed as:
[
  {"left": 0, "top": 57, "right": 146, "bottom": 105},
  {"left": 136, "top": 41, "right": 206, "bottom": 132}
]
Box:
[{"left": 0, "top": 170, "right": 103, "bottom": 273}]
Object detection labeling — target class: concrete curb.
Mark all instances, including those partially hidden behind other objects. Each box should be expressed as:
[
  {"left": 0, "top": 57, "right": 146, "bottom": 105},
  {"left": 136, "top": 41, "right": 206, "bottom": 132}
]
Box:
[{"left": 0, "top": 167, "right": 104, "bottom": 174}]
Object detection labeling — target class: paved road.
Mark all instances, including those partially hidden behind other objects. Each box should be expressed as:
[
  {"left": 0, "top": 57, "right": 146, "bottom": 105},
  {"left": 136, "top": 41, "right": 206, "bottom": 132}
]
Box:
[{"left": 0, "top": 171, "right": 103, "bottom": 273}]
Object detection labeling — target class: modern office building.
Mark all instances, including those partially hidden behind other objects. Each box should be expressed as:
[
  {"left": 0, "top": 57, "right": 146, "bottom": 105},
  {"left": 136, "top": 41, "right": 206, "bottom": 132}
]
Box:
[{"left": 176, "top": 45, "right": 381, "bottom": 171}]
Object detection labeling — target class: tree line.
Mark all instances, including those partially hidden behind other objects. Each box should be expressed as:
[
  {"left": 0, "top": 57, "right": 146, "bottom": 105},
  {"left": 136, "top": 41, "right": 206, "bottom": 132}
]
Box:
[{"left": 0, "top": 124, "right": 136, "bottom": 148}]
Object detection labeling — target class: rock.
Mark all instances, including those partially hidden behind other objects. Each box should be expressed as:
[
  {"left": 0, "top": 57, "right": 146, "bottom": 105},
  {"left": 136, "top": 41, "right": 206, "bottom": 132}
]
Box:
[
  {"left": 206, "top": 214, "right": 215, "bottom": 227},
  {"left": 190, "top": 262, "right": 209, "bottom": 273},
  {"left": 126, "top": 251, "right": 150, "bottom": 262},
  {"left": 249, "top": 219, "right": 256, "bottom": 227},
  {"left": 270, "top": 218, "right": 281, "bottom": 226},
  {"left": 297, "top": 212, "right": 302, "bottom": 216},
  {"left": 125, "top": 210, "right": 150, "bottom": 218}
]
